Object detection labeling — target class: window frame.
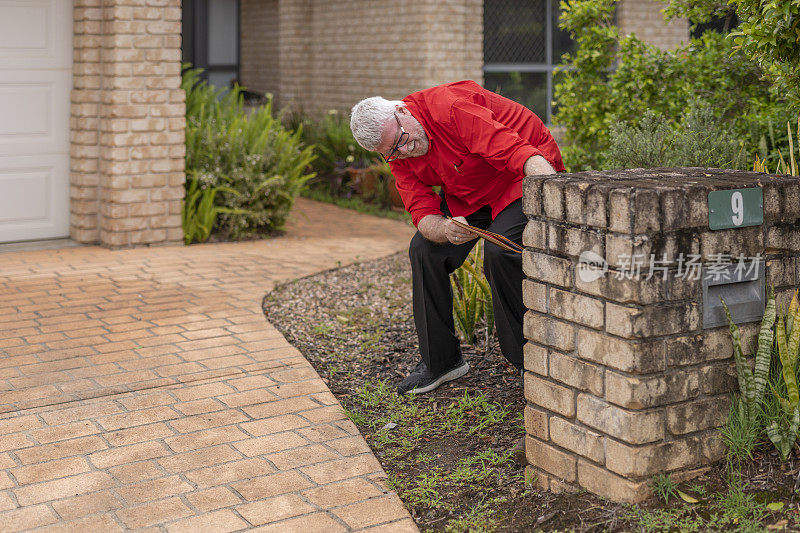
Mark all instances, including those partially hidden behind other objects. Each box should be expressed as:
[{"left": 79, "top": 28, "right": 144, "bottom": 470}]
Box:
[
  {"left": 483, "top": 0, "right": 562, "bottom": 124},
  {"left": 182, "top": 0, "right": 241, "bottom": 87}
]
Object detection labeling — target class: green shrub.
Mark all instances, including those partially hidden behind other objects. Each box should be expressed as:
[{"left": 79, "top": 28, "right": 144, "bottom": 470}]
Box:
[
  {"left": 606, "top": 102, "right": 747, "bottom": 169},
  {"left": 554, "top": 0, "right": 790, "bottom": 171},
  {"left": 183, "top": 66, "right": 316, "bottom": 241}
]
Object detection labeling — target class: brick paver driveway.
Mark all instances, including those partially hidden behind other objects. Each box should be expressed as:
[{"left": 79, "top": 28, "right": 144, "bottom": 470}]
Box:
[{"left": 0, "top": 199, "right": 418, "bottom": 532}]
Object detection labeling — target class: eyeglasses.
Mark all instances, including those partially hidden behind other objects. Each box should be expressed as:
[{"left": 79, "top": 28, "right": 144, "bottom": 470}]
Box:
[{"left": 381, "top": 113, "right": 410, "bottom": 162}]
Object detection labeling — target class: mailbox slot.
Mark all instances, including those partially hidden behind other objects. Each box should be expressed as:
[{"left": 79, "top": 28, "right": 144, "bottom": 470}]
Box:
[{"left": 702, "top": 260, "right": 765, "bottom": 329}]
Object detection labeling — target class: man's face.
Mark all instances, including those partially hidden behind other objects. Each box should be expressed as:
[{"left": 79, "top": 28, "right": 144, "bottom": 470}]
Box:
[{"left": 376, "top": 108, "right": 429, "bottom": 161}]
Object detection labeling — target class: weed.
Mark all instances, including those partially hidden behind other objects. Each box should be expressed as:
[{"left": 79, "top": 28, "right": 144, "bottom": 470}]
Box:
[
  {"left": 359, "top": 328, "right": 382, "bottom": 351},
  {"left": 524, "top": 468, "right": 537, "bottom": 486},
  {"left": 355, "top": 380, "right": 398, "bottom": 411},
  {"left": 628, "top": 507, "right": 704, "bottom": 532},
  {"left": 689, "top": 483, "right": 708, "bottom": 498},
  {"left": 443, "top": 390, "right": 508, "bottom": 436},
  {"left": 311, "top": 324, "right": 333, "bottom": 336},
  {"left": 402, "top": 469, "right": 445, "bottom": 508},
  {"left": 720, "top": 395, "right": 761, "bottom": 468},
  {"left": 343, "top": 407, "right": 366, "bottom": 426},
  {"left": 448, "top": 450, "right": 513, "bottom": 486},
  {"left": 444, "top": 499, "right": 500, "bottom": 533},
  {"left": 416, "top": 452, "right": 435, "bottom": 464},
  {"left": 451, "top": 242, "right": 494, "bottom": 346},
  {"left": 716, "top": 476, "right": 767, "bottom": 524},
  {"left": 650, "top": 473, "right": 679, "bottom": 504}
]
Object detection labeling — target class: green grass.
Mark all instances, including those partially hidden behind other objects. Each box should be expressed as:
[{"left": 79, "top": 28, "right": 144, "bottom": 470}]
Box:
[
  {"left": 650, "top": 473, "right": 679, "bottom": 504},
  {"left": 443, "top": 389, "right": 509, "bottom": 436},
  {"left": 444, "top": 499, "right": 501, "bottom": 533},
  {"left": 721, "top": 396, "right": 762, "bottom": 467}
]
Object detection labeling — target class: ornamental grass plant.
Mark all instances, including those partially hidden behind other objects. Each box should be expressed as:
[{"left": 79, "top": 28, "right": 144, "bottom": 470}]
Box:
[{"left": 722, "top": 290, "right": 800, "bottom": 462}]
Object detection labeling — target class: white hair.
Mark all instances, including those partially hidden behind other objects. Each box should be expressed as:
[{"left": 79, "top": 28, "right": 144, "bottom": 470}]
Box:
[{"left": 350, "top": 97, "right": 405, "bottom": 150}]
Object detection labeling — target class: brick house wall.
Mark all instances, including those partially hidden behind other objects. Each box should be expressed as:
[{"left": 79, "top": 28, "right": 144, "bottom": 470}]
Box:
[
  {"left": 619, "top": 0, "right": 688, "bottom": 50},
  {"left": 240, "top": 0, "right": 279, "bottom": 99},
  {"left": 240, "top": 0, "right": 483, "bottom": 113},
  {"left": 71, "top": 0, "right": 185, "bottom": 248}
]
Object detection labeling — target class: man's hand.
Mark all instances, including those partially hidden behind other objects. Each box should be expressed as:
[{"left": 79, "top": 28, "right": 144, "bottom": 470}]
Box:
[
  {"left": 523, "top": 154, "right": 557, "bottom": 176},
  {"left": 418, "top": 214, "right": 478, "bottom": 244},
  {"left": 444, "top": 216, "right": 478, "bottom": 245}
]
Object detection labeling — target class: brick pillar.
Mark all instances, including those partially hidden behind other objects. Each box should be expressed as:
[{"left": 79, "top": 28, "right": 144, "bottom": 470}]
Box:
[
  {"left": 521, "top": 168, "right": 800, "bottom": 502},
  {"left": 70, "top": 0, "right": 185, "bottom": 248},
  {"left": 71, "top": 0, "right": 104, "bottom": 244}
]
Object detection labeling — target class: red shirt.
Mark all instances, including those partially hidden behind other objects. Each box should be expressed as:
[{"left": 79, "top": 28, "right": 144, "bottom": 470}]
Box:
[{"left": 390, "top": 80, "right": 564, "bottom": 226}]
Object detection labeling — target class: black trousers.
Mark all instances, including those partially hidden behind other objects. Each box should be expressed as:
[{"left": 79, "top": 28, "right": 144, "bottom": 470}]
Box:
[{"left": 408, "top": 197, "right": 526, "bottom": 375}]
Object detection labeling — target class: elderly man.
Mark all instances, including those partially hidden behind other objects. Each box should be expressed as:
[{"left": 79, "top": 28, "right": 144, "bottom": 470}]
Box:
[{"left": 350, "top": 80, "right": 564, "bottom": 394}]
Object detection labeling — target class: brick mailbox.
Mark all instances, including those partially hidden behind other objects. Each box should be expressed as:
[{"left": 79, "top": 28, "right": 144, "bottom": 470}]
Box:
[{"left": 521, "top": 168, "right": 800, "bottom": 502}]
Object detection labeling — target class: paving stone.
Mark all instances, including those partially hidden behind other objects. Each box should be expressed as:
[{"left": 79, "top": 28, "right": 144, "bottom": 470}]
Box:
[
  {"left": 332, "top": 494, "right": 411, "bottom": 530},
  {"left": 51, "top": 490, "right": 124, "bottom": 520},
  {"left": 157, "top": 444, "right": 242, "bottom": 473},
  {"left": 236, "top": 494, "right": 316, "bottom": 526},
  {"left": 301, "top": 455, "right": 385, "bottom": 485},
  {"left": 302, "top": 478, "right": 383, "bottom": 508},
  {"left": 10, "top": 456, "right": 91, "bottom": 485},
  {"left": 183, "top": 457, "right": 276, "bottom": 488},
  {"left": 89, "top": 441, "right": 169, "bottom": 469},
  {"left": 36, "top": 514, "right": 123, "bottom": 533},
  {"left": 231, "top": 470, "right": 314, "bottom": 501},
  {"left": 0, "top": 504, "right": 59, "bottom": 530},
  {"left": 115, "top": 475, "right": 193, "bottom": 504},
  {"left": 15, "top": 436, "right": 108, "bottom": 464},
  {"left": 251, "top": 512, "right": 347, "bottom": 533},
  {"left": 14, "top": 471, "right": 115, "bottom": 506},
  {"left": 185, "top": 486, "right": 242, "bottom": 512},
  {"left": 108, "top": 460, "right": 164, "bottom": 484},
  {"left": 232, "top": 431, "right": 309, "bottom": 457},
  {"left": 116, "top": 497, "right": 193, "bottom": 529},
  {"left": 165, "top": 509, "right": 248, "bottom": 533}
]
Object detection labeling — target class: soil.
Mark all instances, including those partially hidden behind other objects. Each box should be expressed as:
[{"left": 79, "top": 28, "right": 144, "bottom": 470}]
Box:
[{"left": 263, "top": 251, "right": 800, "bottom": 532}]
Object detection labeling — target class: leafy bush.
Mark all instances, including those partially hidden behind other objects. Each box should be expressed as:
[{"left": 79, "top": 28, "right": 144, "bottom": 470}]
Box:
[
  {"left": 289, "top": 110, "right": 376, "bottom": 197},
  {"left": 730, "top": 0, "right": 800, "bottom": 108},
  {"left": 606, "top": 103, "right": 747, "bottom": 169},
  {"left": 554, "top": 0, "right": 791, "bottom": 171},
  {"left": 183, "top": 66, "right": 316, "bottom": 241}
]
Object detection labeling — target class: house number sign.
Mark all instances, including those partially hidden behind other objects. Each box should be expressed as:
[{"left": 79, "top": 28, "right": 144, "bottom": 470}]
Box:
[{"left": 708, "top": 188, "right": 763, "bottom": 230}]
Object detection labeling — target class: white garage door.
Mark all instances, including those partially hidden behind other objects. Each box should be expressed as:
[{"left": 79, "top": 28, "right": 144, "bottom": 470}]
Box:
[{"left": 0, "top": 0, "right": 72, "bottom": 243}]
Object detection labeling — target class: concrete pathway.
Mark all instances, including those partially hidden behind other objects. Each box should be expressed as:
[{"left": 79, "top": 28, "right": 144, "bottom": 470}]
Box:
[{"left": 0, "top": 199, "right": 418, "bottom": 532}]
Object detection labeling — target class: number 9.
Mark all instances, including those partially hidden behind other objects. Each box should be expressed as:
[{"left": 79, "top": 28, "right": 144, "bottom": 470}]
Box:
[{"left": 731, "top": 191, "right": 744, "bottom": 226}]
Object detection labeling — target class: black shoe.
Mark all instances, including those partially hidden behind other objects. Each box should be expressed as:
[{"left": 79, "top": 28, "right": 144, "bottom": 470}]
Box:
[{"left": 397, "top": 359, "right": 469, "bottom": 395}]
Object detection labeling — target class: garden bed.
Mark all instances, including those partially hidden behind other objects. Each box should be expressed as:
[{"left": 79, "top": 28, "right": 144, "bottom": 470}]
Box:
[{"left": 262, "top": 252, "right": 800, "bottom": 532}]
